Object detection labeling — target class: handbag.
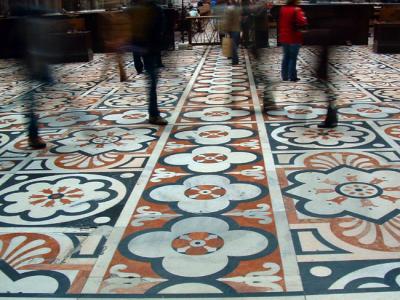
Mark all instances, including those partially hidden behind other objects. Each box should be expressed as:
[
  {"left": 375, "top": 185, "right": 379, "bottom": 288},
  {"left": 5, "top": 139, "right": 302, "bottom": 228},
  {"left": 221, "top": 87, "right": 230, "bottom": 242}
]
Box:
[{"left": 222, "top": 36, "right": 233, "bottom": 57}]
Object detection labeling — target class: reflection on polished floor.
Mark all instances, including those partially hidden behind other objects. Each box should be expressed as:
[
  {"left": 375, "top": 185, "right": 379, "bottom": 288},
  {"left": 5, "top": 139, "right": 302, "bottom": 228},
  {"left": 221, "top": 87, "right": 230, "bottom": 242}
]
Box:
[{"left": 0, "top": 45, "right": 399, "bottom": 299}]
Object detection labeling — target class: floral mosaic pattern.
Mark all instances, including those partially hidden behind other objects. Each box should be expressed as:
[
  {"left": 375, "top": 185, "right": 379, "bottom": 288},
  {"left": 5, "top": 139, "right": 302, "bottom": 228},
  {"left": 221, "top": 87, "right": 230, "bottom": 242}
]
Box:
[
  {"left": 0, "top": 174, "right": 127, "bottom": 226},
  {"left": 285, "top": 166, "right": 400, "bottom": 223},
  {"left": 254, "top": 45, "right": 400, "bottom": 297},
  {"left": 1, "top": 41, "right": 400, "bottom": 299}
]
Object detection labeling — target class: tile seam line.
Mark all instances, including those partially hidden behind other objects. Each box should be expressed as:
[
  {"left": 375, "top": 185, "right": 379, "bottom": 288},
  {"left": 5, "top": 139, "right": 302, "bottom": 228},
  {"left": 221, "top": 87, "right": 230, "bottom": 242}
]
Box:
[
  {"left": 80, "top": 46, "right": 211, "bottom": 293},
  {"left": 245, "top": 50, "right": 303, "bottom": 292}
]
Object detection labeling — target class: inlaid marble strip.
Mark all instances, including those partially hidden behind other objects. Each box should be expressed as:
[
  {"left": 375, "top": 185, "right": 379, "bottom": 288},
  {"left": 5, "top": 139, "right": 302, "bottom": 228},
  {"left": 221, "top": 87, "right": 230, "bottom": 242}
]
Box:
[
  {"left": 81, "top": 47, "right": 211, "bottom": 293},
  {"left": 90, "top": 47, "right": 285, "bottom": 296},
  {"left": 245, "top": 52, "right": 303, "bottom": 292}
]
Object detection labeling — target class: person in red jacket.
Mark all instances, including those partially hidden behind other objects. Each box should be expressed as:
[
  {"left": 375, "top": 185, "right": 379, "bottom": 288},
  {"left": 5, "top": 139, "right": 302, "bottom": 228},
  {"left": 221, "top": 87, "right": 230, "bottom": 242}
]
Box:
[{"left": 279, "top": 0, "right": 307, "bottom": 82}]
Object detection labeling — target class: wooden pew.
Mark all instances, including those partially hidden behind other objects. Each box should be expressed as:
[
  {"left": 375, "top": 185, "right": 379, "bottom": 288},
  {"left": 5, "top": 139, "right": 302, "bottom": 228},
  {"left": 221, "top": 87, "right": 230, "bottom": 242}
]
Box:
[{"left": 373, "top": 4, "right": 400, "bottom": 53}]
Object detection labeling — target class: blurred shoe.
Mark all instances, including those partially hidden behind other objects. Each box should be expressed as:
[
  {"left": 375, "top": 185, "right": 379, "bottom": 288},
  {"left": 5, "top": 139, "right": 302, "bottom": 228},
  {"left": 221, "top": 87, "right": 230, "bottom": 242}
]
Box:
[
  {"left": 318, "top": 105, "right": 338, "bottom": 128},
  {"left": 290, "top": 78, "right": 300, "bottom": 82},
  {"left": 149, "top": 116, "right": 168, "bottom": 126},
  {"left": 120, "top": 74, "right": 127, "bottom": 82},
  {"left": 29, "top": 136, "right": 46, "bottom": 149}
]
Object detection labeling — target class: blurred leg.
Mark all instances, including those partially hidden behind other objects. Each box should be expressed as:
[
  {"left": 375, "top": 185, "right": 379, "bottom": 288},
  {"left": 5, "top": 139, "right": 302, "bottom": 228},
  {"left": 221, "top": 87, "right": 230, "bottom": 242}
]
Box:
[
  {"left": 116, "top": 52, "right": 127, "bottom": 82},
  {"left": 281, "top": 44, "right": 290, "bottom": 81},
  {"left": 288, "top": 44, "right": 300, "bottom": 81},
  {"left": 143, "top": 54, "right": 168, "bottom": 125},
  {"left": 143, "top": 54, "right": 159, "bottom": 118},
  {"left": 133, "top": 52, "right": 144, "bottom": 74},
  {"left": 230, "top": 31, "right": 240, "bottom": 65}
]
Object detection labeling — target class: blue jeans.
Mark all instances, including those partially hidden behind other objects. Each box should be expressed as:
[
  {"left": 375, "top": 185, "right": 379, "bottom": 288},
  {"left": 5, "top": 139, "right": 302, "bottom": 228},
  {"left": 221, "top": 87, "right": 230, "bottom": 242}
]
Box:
[{"left": 281, "top": 44, "right": 300, "bottom": 81}]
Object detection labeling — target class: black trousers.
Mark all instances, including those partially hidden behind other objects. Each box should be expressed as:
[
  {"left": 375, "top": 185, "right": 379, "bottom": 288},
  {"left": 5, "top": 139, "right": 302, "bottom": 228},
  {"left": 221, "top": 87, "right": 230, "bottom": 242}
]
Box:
[{"left": 133, "top": 52, "right": 160, "bottom": 118}]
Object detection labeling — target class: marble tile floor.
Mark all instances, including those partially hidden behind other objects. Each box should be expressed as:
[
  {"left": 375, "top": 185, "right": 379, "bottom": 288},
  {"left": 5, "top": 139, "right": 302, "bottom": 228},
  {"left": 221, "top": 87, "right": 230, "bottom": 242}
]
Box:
[{"left": 0, "top": 44, "right": 399, "bottom": 299}]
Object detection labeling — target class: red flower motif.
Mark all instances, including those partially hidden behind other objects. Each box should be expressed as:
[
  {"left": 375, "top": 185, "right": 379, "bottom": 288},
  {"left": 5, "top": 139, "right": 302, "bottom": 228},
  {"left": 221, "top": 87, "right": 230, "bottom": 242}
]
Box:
[
  {"left": 172, "top": 232, "right": 225, "bottom": 255},
  {"left": 29, "top": 186, "right": 84, "bottom": 207}
]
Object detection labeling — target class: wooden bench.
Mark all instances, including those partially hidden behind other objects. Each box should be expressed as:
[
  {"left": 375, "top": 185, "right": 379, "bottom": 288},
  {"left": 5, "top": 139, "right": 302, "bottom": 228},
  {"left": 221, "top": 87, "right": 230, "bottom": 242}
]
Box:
[{"left": 373, "top": 4, "right": 400, "bottom": 53}]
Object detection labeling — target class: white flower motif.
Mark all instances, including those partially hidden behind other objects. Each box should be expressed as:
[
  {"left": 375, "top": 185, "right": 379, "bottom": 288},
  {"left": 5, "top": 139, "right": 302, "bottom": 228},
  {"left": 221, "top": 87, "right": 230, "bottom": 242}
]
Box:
[
  {"left": 103, "top": 110, "right": 149, "bottom": 125},
  {"left": 197, "top": 78, "right": 246, "bottom": 85},
  {"left": 54, "top": 128, "right": 155, "bottom": 155},
  {"left": 0, "top": 174, "right": 126, "bottom": 225},
  {"left": 104, "top": 95, "right": 148, "bottom": 108},
  {"left": 339, "top": 104, "right": 400, "bottom": 118},
  {"left": 189, "top": 94, "right": 248, "bottom": 105},
  {"left": 0, "top": 115, "right": 27, "bottom": 129},
  {"left": 183, "top": 107, "right": 249, "bottom": 122},
  {"left": 374, "top": 89, "right": 400, "bottom": 100},
  {"left": 285, "top": 166, "right": 400, "bottom": 223},
  {"left": 194, "top": 85, "right": 246, "bottom": 94},
  {"left": 40, "top": 111, "right": 97, "bottom": 127},
  {"left": 267, "top": 105, "right": 326, "bottom": 120},
  {"left": 164, "top": 146, "right": 257, "bottom": 173},
  {"left": 273, "top": 124, "right": 373, "bottom": 147},
  {"left": 149, "top": 175, "right": 262, "bottom": 213},
  {"left": 122, "top": 217, "right": 269, "bottom": 277},
  {"left": 174, "top": 125, "right": 253, "bottom": 145}
]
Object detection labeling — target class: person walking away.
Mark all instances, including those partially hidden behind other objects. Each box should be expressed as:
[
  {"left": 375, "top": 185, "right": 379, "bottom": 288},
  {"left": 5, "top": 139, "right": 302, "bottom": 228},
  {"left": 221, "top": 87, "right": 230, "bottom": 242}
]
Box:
[
  {"left": 128, "top": 0, "right": 168, "bottom": 125},
  {"left": 279, "top": 0, "right": 307, "bottom": 82},
  {"left": 223, "top": 0, "right": 241, "bottom": 65}
]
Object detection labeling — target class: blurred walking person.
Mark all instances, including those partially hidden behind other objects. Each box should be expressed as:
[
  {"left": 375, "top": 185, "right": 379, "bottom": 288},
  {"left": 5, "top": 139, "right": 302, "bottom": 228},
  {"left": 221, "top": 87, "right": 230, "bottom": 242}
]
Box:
[
  {"left": 15, "top": 3, "right": 54, "bottom": 149},
  {"left": 128, "top": 0, "right": 168, "bottom": 125},
  {"left": 279, "top": 0, "right": 307, "bottom": 82},
  {"left": 223, "top": 0, "right": 241, "bottom": 65},
  {"left": 98, "top": 11, "right": 132, "bottom": 82}
]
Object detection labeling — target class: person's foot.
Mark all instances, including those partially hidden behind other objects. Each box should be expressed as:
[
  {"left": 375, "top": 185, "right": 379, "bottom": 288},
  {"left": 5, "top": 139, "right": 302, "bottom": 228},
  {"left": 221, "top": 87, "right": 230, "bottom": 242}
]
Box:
[
  {"left": 120, "top": 74, "right": 127, "bottom": 82},
  {"left": 136, "top": 69, "right": 143, "bottom": 75},
  {"left": 157, "top": 64, "right": 165, "bottom": 68},
  {"left": 318, "top": 105, "right": 338, "bottom": 128},
  {"left": 290, "top": 77, "right": 300, "bottom": 82},
  {"left": 149, "top": 116, "right": 168, "bottom": 125},
  {"left": 28, "top": 136, "right": 46, "bottom": 149}
]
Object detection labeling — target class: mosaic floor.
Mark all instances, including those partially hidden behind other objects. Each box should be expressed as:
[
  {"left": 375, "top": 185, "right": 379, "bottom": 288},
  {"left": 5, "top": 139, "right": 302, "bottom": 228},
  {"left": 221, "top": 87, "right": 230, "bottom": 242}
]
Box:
[{"left": 0, "top": 45, "right": 399, "bottom": 299}]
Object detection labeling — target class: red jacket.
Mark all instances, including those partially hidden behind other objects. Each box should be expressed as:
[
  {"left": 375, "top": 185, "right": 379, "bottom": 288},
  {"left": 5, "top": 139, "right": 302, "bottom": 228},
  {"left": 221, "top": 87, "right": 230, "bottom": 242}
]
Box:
[{"left": 279, "top": 5, "right": 308, "bottom": 44}]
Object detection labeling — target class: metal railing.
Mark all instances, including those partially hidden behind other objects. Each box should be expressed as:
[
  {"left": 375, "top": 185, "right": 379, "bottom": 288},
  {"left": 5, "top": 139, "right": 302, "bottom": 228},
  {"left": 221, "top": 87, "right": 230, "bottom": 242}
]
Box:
[{"left": 186, "top": 16, "right": 222, "bottom": 46}]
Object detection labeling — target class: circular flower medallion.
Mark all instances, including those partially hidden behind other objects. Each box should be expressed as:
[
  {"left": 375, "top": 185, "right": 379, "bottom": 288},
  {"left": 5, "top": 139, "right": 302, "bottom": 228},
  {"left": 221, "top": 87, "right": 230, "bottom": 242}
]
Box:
[
  {"left": 0, "top": 174, "right": 126, "bottom": 225},
  {"left": 184, "top": 185, "right": 227, "bottom": 200},
  {"left": 193, "top": 153, "right": 228, "bottom": 163},
  {"left": 336, "top": 182, "right": 382, "bottom": 199},
  {"left": 172, "top": 232, "right": 225, "bottom": 255},
  {"left": 120, "top": 216, "right": 272, "bottom": 277},
  {"left": 272, "top": 123, "right": 374, "bottom": 148}
]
